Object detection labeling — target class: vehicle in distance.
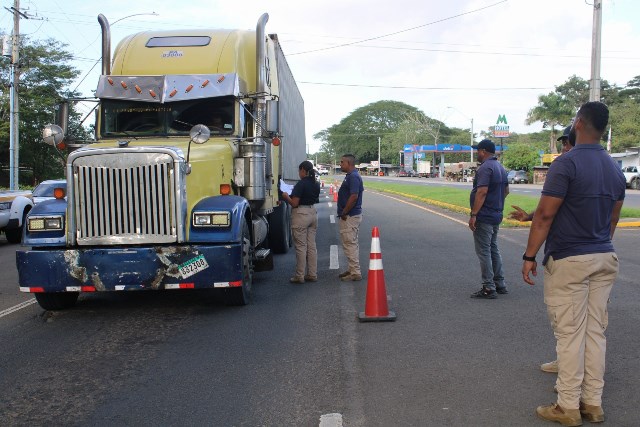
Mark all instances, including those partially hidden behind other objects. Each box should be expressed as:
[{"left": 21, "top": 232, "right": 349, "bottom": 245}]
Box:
[
  {"left": 316, "top": 166, "right": 329, "bottom": 176},
  {"left": 507, "top": 170, "right": 529, "bottom": 184},
  {"left": 0, "top": 190, "right": 33, "bottom": 244},
  {"left": 32, "top": 180, "right": 67, "bottom": 204},
  {"left": 621, "top": 165, "right": 639, "bottom": 190}
]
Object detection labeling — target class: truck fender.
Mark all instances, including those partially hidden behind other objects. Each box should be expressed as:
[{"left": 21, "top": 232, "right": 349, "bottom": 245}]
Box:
[
  {"left": 189, "top": 195, "right": 251, "bottom": 243},
  {"left": 22, "top": 198, "right": 68, "bottom": 247}
]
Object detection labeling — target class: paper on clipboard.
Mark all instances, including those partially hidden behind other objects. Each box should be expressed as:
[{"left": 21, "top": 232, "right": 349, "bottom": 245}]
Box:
[{"left": 279, "top": 179, "right": 294, "bottom": 194}]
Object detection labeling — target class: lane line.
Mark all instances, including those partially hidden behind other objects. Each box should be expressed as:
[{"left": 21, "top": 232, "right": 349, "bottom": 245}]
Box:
[
  {"left": 330, "top": 245, "right": 339, "bottom": 270},
  {"left": 375, "top": 192, "right": 468, "bottom": 226},
  {"left": 0, "top": 298, "right": 37, "bottom": 319},
  {"left": 319, "top": 413, "right": 343, "bottom": 427},
  {"left": 330, "top": 214, "right": 335, "bottom": 223}
]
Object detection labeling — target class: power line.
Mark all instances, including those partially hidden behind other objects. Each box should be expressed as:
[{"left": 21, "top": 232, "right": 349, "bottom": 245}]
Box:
[{"left": 288, "top": 0, "right": 508, "bottom": 56}]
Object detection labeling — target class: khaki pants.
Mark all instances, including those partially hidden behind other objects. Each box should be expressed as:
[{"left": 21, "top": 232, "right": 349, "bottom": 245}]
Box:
[
  {"left": 339, "top": 214, "right": 362, "bottom": 276},
  {"left": 291, "top": 206, "right": 318, "bottom": 279},
  {"left": 544, "top": 253, "right": 618, "bottom": 409}
]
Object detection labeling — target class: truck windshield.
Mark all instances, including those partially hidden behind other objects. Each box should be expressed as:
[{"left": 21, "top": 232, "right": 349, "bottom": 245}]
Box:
[{"left": 101, "top": 97, "right": 235, "bottom": 137}]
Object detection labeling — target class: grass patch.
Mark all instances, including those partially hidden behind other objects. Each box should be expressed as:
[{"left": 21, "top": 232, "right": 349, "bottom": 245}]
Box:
[{"left": 362, "top": 179, "right": 640, "bottom": 221}]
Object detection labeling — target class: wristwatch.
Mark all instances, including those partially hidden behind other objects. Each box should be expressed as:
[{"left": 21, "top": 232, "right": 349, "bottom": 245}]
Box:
[
  {"left": 522, "top": 253, "right": 536, "bottom": 262},
  {"left": 470, "top": 212, "right": 477, "bottom": 217}
]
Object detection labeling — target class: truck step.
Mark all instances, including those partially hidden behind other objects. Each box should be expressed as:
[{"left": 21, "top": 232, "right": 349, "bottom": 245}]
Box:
[{"left": 255, "top": 248, "right": 271, "bottom": 260}]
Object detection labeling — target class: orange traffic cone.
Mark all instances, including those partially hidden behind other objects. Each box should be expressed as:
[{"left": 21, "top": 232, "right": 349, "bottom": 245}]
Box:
[
  {"left": 329, "top": 185, "right": 333, "bottom": 195},
  {"left": 358, "top": 227, "right": 396, "bottom": 322},
  {"left": 333, "top": 189, "right": 338, "bottom": 202}
]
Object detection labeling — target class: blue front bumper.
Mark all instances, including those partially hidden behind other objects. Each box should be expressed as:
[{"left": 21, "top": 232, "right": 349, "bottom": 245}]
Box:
[{"left": 16, "top": 244, "right": 242, "bottom": 292}]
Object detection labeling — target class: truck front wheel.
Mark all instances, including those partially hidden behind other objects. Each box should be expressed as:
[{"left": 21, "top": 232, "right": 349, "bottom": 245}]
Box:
[
  {"left": 223, "top": 220, "right": 253, "bottom": 306},
  {"left": 268, "top": 202, "right": 290, "bottom": 254},
  {"left": 35, "top": 292, "right": 79, "bottom": 310},
  {"left": 631, "top": 178, "right": 639, "bottom": 190}
]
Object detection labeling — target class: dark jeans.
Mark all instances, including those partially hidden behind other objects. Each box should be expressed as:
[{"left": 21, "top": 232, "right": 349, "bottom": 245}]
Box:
[{"left": 473, "top": 221, "right": 505, "bottom": 291}]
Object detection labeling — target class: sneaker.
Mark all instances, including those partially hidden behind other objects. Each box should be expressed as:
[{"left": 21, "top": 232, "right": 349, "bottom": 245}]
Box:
[
  {"left": 541, "top": 360, "right": 559, "bottom": 373},
  {"left": 496, "top": 287, "right": 509, "bottom": 294},
  {"left": 536, "top": 403, "right": 582, "bottom": 427},
  {"left": 338, "top": 271, "right": 351, "bottom": 278},
  {"left": 304, "top": 275, "right": 318, "bottom": 282},
  {"left": 289, "top": 277, "right": 305, "bottom": 284},
  {"left": 341, "top": 273, "right": 362, "bottom": 282},
  {"left": 579, "top": 402, "right": 604, "bottom": 423},
  {"left": 470, "top": 287, "right": 497, "bottom": 299}
]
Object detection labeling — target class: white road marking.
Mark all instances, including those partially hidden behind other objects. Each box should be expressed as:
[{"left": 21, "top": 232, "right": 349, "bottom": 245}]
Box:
[
  {"left": 328, "top": 202, "right": 333, "bottom": 208},
  {"left": 375, "top": 192, "right": 468, "bottom": 226},
  {"left": 0, "top": 298, "right": 37, "bottom": 319},
  {"left": 330, "top": 245, "right": 339, "bottom": 270},
  {"left": 319, "top": 413, "right": 343, "bottom": 427},
  {"left": 330, "top": 214, "right": 335, "bottom": 223}
]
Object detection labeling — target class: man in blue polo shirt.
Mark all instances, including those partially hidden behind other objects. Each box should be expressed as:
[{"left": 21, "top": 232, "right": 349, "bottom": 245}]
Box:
[
  {"left": 337, "top": 154, "right": 364, "bottom": 282},
  {"left": 522, "top": 102, "right": 625, "bottom": 426},
  {"left": 468, "top": 139, "right": 509, "bottom": 299}
]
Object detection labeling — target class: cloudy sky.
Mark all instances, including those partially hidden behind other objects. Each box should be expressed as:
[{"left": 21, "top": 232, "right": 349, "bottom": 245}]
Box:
[{"left": 4, "top": 0, "right": 639, "bottom": 151}]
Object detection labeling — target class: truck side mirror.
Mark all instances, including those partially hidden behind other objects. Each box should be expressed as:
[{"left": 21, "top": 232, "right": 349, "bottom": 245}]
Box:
[{"left": 42, "top": 124, "right": 66, "bottom": 150}]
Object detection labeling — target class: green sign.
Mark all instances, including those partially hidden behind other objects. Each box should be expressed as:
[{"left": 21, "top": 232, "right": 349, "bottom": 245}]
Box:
[{"left": 496, "top": 114, "right": 508, "bottom": 125}]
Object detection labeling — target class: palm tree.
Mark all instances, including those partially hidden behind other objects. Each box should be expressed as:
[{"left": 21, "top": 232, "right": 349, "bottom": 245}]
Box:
[{"left": 525, "top": 92, "right": 574, "bottom": 153}]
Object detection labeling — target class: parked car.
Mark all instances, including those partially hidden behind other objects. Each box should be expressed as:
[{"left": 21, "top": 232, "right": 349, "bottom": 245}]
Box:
[
  {"left": 621, "top": 165, "right": 639, "bottom": 189},
  {"left": 397, "top": 169, "right": 409, "bottom": 177},
  {"left": 316, "top": 167, "right": 329, "bottom": 176},
  {"left": 0, "top": 190, "right": 33, "bottom": 243},
  {"left": 32, "top": 179, "right": 67, "bottom": 204},
  {"left": 507, "top": 170, "right": 529, "bottom": 184}
]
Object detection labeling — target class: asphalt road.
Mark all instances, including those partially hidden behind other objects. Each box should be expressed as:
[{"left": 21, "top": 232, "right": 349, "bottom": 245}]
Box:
[{"left": 1, "top": 187, "right": 639, "bottom": 426}]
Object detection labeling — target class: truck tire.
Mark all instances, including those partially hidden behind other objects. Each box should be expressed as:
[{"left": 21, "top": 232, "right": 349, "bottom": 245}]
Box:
[
  {"left": 223, "top": 220, "right": 253, "bottom": 306},
  {"left": 632, "top": 178, "right": 639, "bottom": 190},
  {"left": 268, "top": 202, "right": 290, "bottom": 254},
  {"left": 35, "top": 292, "right": 79, "bottom": 310},
  {"left": 5, "top": 208, "right": 30, "bottom": 244}
]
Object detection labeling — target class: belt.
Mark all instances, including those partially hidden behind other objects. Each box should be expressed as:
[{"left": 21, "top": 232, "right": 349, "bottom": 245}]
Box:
[{"left": 294, "top": 204, "right": 314, "bottom": 208}]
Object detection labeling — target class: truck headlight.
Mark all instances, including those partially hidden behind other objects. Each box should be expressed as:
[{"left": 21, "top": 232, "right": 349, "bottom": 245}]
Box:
[
  {"left": 0, "top": 202, "right": 11, "bottom": 211},
  {"left": 28, "top": 216, "right": 64, "bottom": 231},
  {"left": 193, "top": 212, "right": 230, "bottom": 227}
]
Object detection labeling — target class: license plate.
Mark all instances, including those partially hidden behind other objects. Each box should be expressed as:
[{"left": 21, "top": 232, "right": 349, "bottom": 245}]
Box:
[{"left": 179, "top": 255, "right": 209, "bottom": 279}]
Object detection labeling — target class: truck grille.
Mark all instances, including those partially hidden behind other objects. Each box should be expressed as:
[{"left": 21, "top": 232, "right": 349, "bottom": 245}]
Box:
[{"left": 72, "top": 152, "right": 178, "bottom": 245}]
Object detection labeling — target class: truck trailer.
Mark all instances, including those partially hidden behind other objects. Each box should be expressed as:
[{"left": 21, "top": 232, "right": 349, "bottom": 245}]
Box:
[{"left": 16, "top": 13, "right": 306, "bottom": 309}]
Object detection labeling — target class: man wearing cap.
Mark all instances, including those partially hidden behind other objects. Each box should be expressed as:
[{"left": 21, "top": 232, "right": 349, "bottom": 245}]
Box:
[
  {"left": 522, "top": 102, "right": 625, "bottom": 425},
  {"left": 468, "top": 139, "right": 509, "bottom": 299}
]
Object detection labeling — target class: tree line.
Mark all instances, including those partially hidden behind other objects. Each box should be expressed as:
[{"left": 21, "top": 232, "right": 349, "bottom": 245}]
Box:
[{"left": 314, "top": 75, "right": 640, "bottom": 173}]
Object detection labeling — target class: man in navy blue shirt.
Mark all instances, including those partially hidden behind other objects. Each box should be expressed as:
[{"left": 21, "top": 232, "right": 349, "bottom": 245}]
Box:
[
  {"left": 469, "top": 139, "right": 509, "bottom": 299},
  {"left": 337, "top": 154, "right": 364, "bottom": 281},
  {"left": 522, "top": 102, "right": 625, "bottom": 426}
]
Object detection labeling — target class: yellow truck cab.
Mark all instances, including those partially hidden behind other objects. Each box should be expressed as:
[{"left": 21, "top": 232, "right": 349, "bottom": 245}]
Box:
[{"left": 17, "top": 13, "right": 306, "bottom": 310}]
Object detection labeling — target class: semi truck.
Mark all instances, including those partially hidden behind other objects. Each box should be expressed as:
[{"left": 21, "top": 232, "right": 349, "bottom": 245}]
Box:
[{"left": 16, "top": 13, "right": 306, "bottom": 310}]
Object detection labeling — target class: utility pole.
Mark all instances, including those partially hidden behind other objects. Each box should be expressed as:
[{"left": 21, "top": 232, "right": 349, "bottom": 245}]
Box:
[
  {"left": 377, "top": 136, "right": 381, "bottom": 176},
  {"left": 589, "top": 0, "right": 602, "bottom": 102},
  {"left": 8, "top": 0, "right": 27, "bottom": 190}
]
